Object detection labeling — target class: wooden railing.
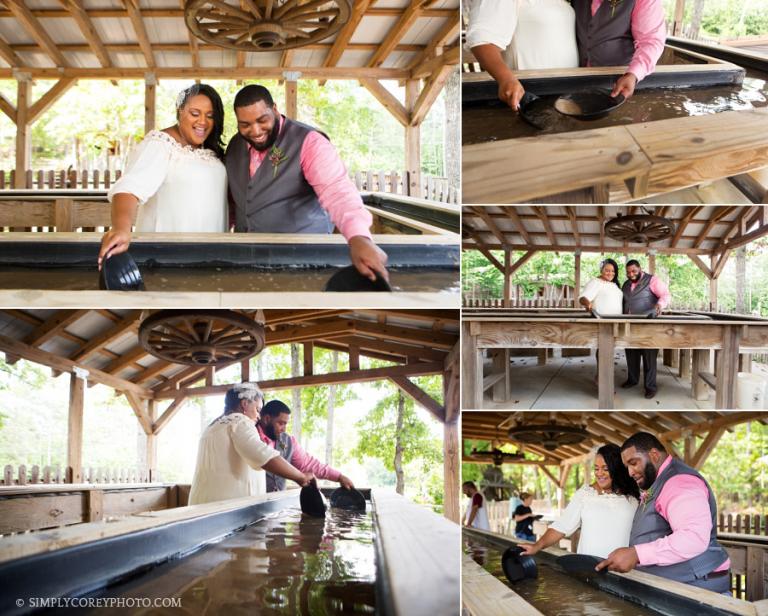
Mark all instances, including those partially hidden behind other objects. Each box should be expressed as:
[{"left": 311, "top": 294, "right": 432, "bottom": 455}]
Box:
[
  {"left": 351, "top": 169, "right": 459, "bottom": 204},
  {"left": 0, "top": 169, "right": 121, "bottom": 190},
  {"left": 719, "top": 512, "right": 768, "bottom": 536},
  {"left": 2, "top": 463, "right": 156, "bottom": 485},
  {"left": 463, "top": 297, "right": 573, "bottom": 308}
]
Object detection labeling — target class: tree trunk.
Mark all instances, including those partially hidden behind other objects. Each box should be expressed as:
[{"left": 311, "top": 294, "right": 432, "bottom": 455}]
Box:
[
  {"left": 291, "top": 344, "right": 302, "bottom": 443},
  {"left": 444, "top": 66, "right": 461, "bottom": 199},
  {"left": 325, "top": 352, "right": 338, "bottom": 465},
  {"left": 689, "top": 0, "right": 706, "bottom": 39},
  {"left": 736, "top": 246, "right": 746, "bottom": 314},
  {"left": 394, "top": 392, "right": 405, "bottom": 495}
]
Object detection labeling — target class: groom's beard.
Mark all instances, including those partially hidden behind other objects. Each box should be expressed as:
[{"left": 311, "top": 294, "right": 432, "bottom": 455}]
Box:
[
  {"left": 637, "top": 461, "right": 658, "bottom": 489},
  {"left": 264, "top": 422, "right": 277, "bottom": 440},
  {"left": 247, "top": 120, "right": 280, "bottom": 152}
]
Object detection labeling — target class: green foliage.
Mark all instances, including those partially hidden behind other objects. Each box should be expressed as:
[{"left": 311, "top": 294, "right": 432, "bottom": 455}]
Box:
[{"left": 662, "top": 0, "right": 768, "bottom": 39}]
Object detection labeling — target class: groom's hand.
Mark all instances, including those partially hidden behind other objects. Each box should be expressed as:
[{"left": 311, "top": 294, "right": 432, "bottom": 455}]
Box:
[
  {"left": 596, "top": 546, "right": 639, "bottom": 573},
  {"left": 349, "top": 236, "right": 389, "bottom": 282},
  {"left": 611, "top": 73, "right": 638, "bottom": 99},
  {"left": 499, "top": 77, "right": 525, "bottom": 111}
]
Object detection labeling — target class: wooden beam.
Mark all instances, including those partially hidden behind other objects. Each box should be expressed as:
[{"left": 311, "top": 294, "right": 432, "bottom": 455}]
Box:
[
  {"left": 69, "top": 311, "right": 141, "bottom": 363},
  {"left": 153, "top": 395, "right": 187, "bottom": 435},
  {"left": 670, "top": 206, "right": 703, "bottom": 247},
  {"left": 7, "top": 2, "right": 69, "bottom": 67},
  {"left": 410, "top": 45, "right": 459, "bottom": 80},
  {"left": 125, "top": 391, "right": 153, "bottom": 436},
  {"left": 690, "top": 426, "right": 726, "bottom": 469},
  {"left": 405, "top": 79, "right": 421, "bottom": 197},
  {"left": 390, "top": 376, "right": 444, "bottom": 422},
  {"left": 532, "top": 206, "right": 557, "bottom": 246},
  {"left": 156, "top": 361, "right": 446, "bottom": 399},
  {"left": 0, "top": 36, "right": 23, "bottom": 68},
  {"left": 693, "top": 206, "right": 736, "bottom": 248},
  {"left": 266, "top": 320, "right": 354, "bottom": 346},
  {"left": 472, "top": 207, "right": 508, "bottom": 246},
  {"left": 28, "top": 78, "right": 76, "bottom": 124},
  {"left": 0, "top": 92, "right": 15, "bottom": 123},
  {"left": 689, "top": 254, "right": 713, "bottom": 279},
  {"left": 14, "top": 76, "right": 31, "bottom": 189},
  {"left": 501, "top": 207, "right": 531, "bottom": 244},
  {"left": 0, "top": 333, "right": 152, "bottom": 398},
  {"left": 367, "top": 0, "right": 423, "bottom": 68},
  {"left": 461, "top": 241, "right": 711, "bottom": 256},
  {"left": 123, "top": 0, "right": 155, "bottom": 68},
  {"left": 443, "top": 419, "right": 459, "bottom": 522},
  {"left": 321, "top": 335, "right": 444, "bottom": 363},
  {"left": 303, "top": 341, "right": 314, "bottom": 376},
  {"left": 67, "top": 372, "right": 84, "bottom": 483},
  {"left": 23, "top": 309, "right": 88, "bottom": 346},
  {"left": 352, "top": 320, "right": 456, "bottom": 349},
  {"left": 146, "top": 400, "right": 157, "bottom": 480},
  {"left": 0, "top": 7, "right": 455, "bottom": 18},
  {"left": 408, "top": 15, "right": 458, "bottom": 70},
  {"left": 324, "top": 0, "right": 372, "bottom": 70},
  {"left": 284, "top": 79, "right": 297, "bottom": 119},
  {"left": 61, "top": 0, "right": 111, "bottom": 68},
  {"left": 180, "top": 0, "right": 200, "bottom": 68},
  {"left": 133, "top": 359, "right": 174, "bottom": 386},
  {"left": 360, "top": 78, "right": 408, "bottom": 126},
  {"left": 662, "top": 411, "right": 767, "bottom": 442},
  {"left": 101, "top": 345, "right": 149, "bottom": 377},
  {"left": 508, "top": 250, "right": 537, "bottom": 277},
  {"left": 411, "top": 63, "right": 453, "bottom": 126},
  {"left": 712, "top": 249, "right": 731, "bottom": 279},
  {"left": 144, "top": 74, "right": 156, "bottom": 134}
]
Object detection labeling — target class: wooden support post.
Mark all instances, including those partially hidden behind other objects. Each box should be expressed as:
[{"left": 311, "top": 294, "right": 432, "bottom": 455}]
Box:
[
  {"left": 739, "top": 353, "right": 752, "bottom": 373},
  {"left": 679, "top": 348, "right": 691, "bottom": 379},
  {"left": 491, "top": 349, "right": 509, "bottom": 402},
  {"left": 144, "top": 73, "right": 156, "bottom": 135},
  {"left": 461, "top": 322, "right": 481, "bottom": 409},
  {"left": 648, "top": 253, "right": 656, "bottom": 275},
  {"left": 716, "top": 325, "right": 741, "bottom": 409},
  {"left": 405, "top": 79, "right": 421, "bottom": 198},
  {"left": 582, "top": 459, "right": 592, "bottom": 487},
  {"left": 573, "top": 251, "right": 581, "bottom": 308},
  {"left": 303, "top": 341, "right": 313, "bottom": 376},
  {"left": 537, "top": 349, "right": 547, "bottom": 366},
  {"left": 348, "top": 344, "right": 360, "bottom": 372},
  {"left": 597, "top": 323, "right": 615, "bottom": 409},
  {"left": 285, "top": 80, "right": 297, "bottom": 119},
  {"left": 146, "top": 399, "right": 157, "bottom": 481},
  {"left": 67, "top": 371, "right": 84, "bottom": 484},
  {"left": 663, "top": 349, "right": 673, "bottom": 367},
  {"left": 709, "top": 255, "right": 718, "bottom": 311},
  {"left": 683, "top": 433, "right": 696, "bottom": 466},
  {"left": 746, "top": 545, "right": 765, "bottom": 602},
  {"left": 692, "top": 349, "right": 711, "bottom": 400},
  {"left": 673, "top": 0, "right": 686, "bottom": 36},
  {"left": 14, "top": 74, "right": 31, "bottom": 189},
  {"left": 503, "top": 250, "right": 511, "bottom": 308},
  {"left": 443, "top": 419, "right": 459, "bottom": 523},
  {"left": 241, "top": 358, "right": 250, "bottom": 382},
  {"left": 87, "top": 489, "right": 104, "bottom": 522}
]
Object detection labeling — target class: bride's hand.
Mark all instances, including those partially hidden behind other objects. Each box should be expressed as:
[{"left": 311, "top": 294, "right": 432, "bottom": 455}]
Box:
[
  {"left": 498, "top": 77, "right": 525, "bottom": 111},
  {"left": 98, "top": 228, "right": 132, "bottom": 270}
]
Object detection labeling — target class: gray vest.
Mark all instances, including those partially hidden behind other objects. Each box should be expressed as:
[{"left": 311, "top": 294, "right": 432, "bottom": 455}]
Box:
[
  {"left": 622, "top": 272, "right": 658, "bottom": 314},
  {"left": 629, "top": 457, "right": 729, "bottom": 586},
  {"left": 574, "top": 0, "right": 636, "bottom": 68},
  {"left": 265, "top": 431, "right": 293, "bottom": 492},
  {"left": 226, "top": 117, "right": 333, "bottom": 234}
]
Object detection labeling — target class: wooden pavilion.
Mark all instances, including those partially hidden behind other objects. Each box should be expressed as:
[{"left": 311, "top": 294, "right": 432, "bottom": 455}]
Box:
[
  {"left": 0, "top": 307, "right": 461, "bottom": 523},
  {"left": 462, "top": 410, "right": 768, "bottom": 603},
  {"left": 0, "top": 0, "right": 459, "bottom": 195}
]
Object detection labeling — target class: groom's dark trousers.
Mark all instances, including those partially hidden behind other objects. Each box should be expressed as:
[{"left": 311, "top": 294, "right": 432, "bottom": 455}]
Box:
[{"left": 626, "top": 348, "right": 657, "bottom": 392}]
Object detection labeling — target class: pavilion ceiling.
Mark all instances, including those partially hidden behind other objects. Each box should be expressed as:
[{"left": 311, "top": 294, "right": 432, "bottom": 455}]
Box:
[
  {"left": 462, "top": 410, "right": 768, "bottom": 467},
  {"left": 463, "top": 206, "right": 768, "bottom": 258},
  {"left": 0, "top": 307, "right": 458, "bottom": 395},
  {"left": 0, "top": 0, "right": 459, "bottom": 80}
]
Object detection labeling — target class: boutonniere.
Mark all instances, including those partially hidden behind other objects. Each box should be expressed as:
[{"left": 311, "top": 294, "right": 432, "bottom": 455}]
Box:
[
  {"left": 608, "top": 0, "right": 623, "bottom": 17},
  {"left": 269, "top": 145, "right": 289, "bottom": 178},
  {"left": 640, "top": 486, "right": 655, "bottom": 510}
]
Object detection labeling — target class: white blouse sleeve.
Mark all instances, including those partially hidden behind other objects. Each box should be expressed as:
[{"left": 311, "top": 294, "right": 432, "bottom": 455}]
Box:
[
  {"left": 550, "top": 486, "right": 587, "bottom": 536},
  {"left": 229, "top": 416, "right": 280, "bottom": 470},
  {"left": 579, "top": 278, "right": 601, "bottom": 302},
  {"left": 107, "top": 133, "right": 173, "bottom": 206},
  {"left": 465, "top": 0, "right": 518, "bottom": 52}
]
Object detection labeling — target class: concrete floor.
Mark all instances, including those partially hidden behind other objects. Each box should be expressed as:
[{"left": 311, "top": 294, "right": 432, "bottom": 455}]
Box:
[{"left": 482, "top": 352, "right": 768, "bottom": 410}]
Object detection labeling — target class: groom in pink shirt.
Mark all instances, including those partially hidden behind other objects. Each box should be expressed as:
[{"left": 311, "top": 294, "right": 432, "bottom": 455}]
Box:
[{"left": 597, "top": 432, "right": 731, "bottom": 594}]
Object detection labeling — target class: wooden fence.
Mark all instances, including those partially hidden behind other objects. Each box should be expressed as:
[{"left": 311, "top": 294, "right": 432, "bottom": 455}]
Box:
[
  {"left": 463, "top": 297, "right": 573, "bottom": 308},
  {"left": 0, "top": 167, "right": 459, "bottom": 204},
  {"left": 719, "top": 513, "right": 768, "bottom": 537},
  {"left": 463, "top": 284, "right": 576, "bottom": 308},
  {"left": 2, "top": 463, "right": 156, "bottom": 485}
]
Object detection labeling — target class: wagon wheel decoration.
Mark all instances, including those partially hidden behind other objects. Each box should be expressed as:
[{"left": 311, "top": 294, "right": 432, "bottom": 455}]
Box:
[
  {"left": 604, "top": 214, "right": 676, "bottom": 244},
  {"left": 185, "top": 0, "right": 352, "bottom": 51},
  {"left": 138, "top": 310, "right": 265, "bottom": 367},
  {"left": 508, "top": 424, "right": 589, "bottom": 451}
]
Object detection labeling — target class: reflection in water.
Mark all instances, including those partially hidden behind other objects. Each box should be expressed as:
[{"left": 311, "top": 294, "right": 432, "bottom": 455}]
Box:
[
  {"left": 463, "top": 73, "right": 768, "bottom": 143},
  {"left": 84, "top": 508, "right": 376, "bottom": 615},
  {"left": 0, "top": 267, "right": 460, "bottom": 294},
  {"left": 464, "top": 537, "right": 661, "bottom": 616}
]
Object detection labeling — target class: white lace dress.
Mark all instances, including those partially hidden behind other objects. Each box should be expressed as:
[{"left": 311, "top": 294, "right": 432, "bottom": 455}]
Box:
[
  {"left": 550, "top": 485, "right": 638, "bottom": 558},
  {"left": 465, "top": 0, "right": 579, "bottom": 70},
  {"left": 580, "top": 277, "right": 624, "bottom": 315},
  {"left": 188, "top": 413, "right": 279, "bottom": 506},
  {"left": 108, "top": 130, "right": 227, "bottom": 232}
]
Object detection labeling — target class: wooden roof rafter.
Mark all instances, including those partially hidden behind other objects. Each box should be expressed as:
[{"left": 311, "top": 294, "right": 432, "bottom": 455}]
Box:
[
  {"left": 123, "top": 0, "right": 155, "bottom": 68},
  {"left": 60, "top": 0, "right": 112, "bottom": 69},
  {"left": 6, "top": 1, "right": 69, "bottom": 68}
]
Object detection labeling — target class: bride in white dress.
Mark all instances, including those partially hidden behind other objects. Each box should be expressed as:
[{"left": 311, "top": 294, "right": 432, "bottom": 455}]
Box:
[
  {"left": 98, "top": 84, "right": 228, "bottom": 267},
  {"left": 465, "top": 0, "right": 578, "bottom": 110},
  {"left": 520, "top": 444, "right": 639, "bottom": 558}
]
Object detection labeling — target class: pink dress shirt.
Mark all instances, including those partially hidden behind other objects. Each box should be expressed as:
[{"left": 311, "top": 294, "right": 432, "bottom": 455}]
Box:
[
  {"left": 629, "top": 274, "right": 671, "bottom": 310},
  {"left": 247, "top": 115, "right": 372, "bottom": 241},
  {"left": 256, "top": 424, "right": 342, "bottom": 482},
  {"left": 634, "top": 456, "right": 730, "bottom": 571},
  {"left": 591, "top": 0, "right": 666, "bottom": 81}
]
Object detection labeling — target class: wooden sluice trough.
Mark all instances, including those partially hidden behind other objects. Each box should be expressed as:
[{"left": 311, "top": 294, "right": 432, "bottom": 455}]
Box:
[
  {"left": 0, "top": 190, "right": 460, "bottom": 307},
  {"left": 463, "top": 526, "right": 761, "bottom": 616},
  {"left": 462, "top": 43, "right": 768, "bottom": 204},
  {"left": 462, "top": 308, "right": 768, "bottom": 410},
  {"left": 0, "top": 488, "right": 459, "bottom": 615}
]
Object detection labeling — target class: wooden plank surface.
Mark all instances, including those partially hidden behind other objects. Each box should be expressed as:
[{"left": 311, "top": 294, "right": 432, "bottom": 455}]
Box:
[
  {"left": 463, "top": 126, "right": 651, "bottom": 204},
  {"left": 372, "top": 489, "right": 459, "bottom": 616},
  {"left": 598, "top": 323, "right": 615, "bottom": 409},
  {"left": 462, "top": 553, "right": 544, "bottom": 616}
]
